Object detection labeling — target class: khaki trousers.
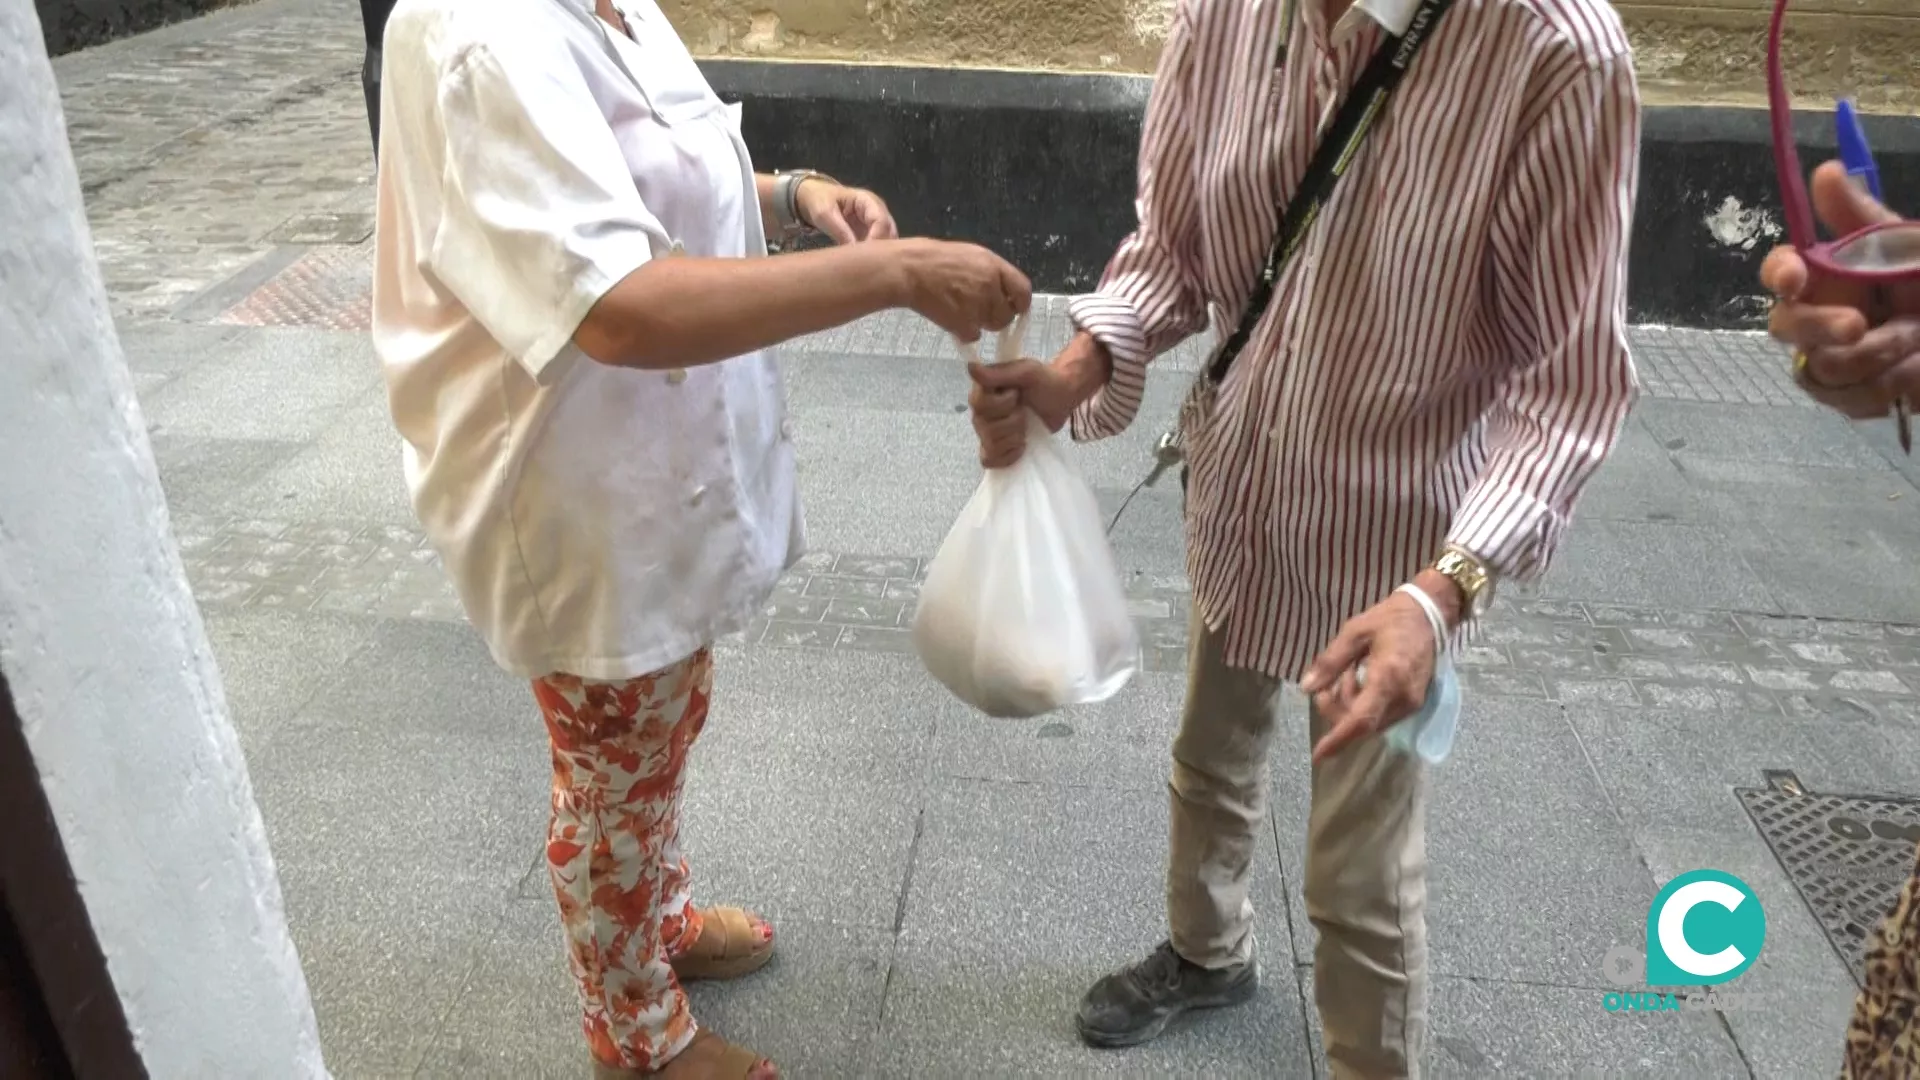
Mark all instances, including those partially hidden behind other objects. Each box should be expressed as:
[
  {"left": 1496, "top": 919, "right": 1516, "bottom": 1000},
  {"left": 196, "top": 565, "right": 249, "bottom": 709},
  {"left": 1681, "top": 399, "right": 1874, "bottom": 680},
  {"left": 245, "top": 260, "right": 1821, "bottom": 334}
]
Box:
[{"left": 1167, "top": 608, "right": 1430, "bottom": 1080}]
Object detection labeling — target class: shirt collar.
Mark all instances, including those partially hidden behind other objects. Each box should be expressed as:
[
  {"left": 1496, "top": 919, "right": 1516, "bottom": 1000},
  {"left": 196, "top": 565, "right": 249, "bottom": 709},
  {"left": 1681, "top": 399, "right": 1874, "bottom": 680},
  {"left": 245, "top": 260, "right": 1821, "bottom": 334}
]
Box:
[{"left": 1333, "top": 0, "right": 1421, "bottom": 39}]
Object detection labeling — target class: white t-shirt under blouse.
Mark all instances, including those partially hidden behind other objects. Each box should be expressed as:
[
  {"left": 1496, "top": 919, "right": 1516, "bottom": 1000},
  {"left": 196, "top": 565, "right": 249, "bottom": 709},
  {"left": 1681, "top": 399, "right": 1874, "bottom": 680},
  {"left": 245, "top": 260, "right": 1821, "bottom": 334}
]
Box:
[{"left": 371, "top": 0, "right": 804, "bottom": 680}]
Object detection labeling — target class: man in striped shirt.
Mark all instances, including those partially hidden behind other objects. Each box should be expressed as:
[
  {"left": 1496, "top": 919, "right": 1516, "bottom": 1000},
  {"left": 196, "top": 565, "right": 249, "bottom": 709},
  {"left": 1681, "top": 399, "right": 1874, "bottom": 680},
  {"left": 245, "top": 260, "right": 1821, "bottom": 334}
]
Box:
[{"left": 969, "top": 0, "right": 1640, "bottom": 1073}]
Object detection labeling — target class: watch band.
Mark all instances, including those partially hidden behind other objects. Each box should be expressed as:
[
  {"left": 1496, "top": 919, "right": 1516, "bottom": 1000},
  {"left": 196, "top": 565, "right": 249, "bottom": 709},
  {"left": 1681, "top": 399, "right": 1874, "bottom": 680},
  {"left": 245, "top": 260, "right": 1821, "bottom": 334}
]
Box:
[
  {"left": 1431, "top": 544, "right": 1493, "bottom": 618},
  {"left": 772, "top": 170, "right": 835, "bottom": 238}
]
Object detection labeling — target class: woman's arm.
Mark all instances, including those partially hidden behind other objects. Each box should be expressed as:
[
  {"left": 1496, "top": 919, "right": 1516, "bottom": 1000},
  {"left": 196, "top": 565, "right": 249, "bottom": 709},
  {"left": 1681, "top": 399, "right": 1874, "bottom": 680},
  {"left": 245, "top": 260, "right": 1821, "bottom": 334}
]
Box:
[
  {"left": 574, "top": 237, "right": 1029, "bottom": 370},
  {"left": 754, "top": 173, "right": 783, "bottom": 239}
]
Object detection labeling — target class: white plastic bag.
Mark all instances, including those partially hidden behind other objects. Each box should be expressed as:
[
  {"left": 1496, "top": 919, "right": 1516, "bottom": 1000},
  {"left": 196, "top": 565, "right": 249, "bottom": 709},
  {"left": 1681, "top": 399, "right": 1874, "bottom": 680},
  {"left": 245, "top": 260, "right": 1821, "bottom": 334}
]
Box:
[{"left": 912, "top": 315, "right": 1142, "bottom": 718}]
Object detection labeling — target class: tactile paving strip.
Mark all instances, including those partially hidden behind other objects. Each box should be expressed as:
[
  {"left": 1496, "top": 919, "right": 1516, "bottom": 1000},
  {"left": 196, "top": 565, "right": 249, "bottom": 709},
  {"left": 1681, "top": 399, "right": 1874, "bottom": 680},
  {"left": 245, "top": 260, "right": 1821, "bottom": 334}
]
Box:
[
  {"left": 1738, "top": 784, "right": 1920, "bottom": 985},
  {"left": 215, "top": 243, "right": 371, "bottom": 332}
]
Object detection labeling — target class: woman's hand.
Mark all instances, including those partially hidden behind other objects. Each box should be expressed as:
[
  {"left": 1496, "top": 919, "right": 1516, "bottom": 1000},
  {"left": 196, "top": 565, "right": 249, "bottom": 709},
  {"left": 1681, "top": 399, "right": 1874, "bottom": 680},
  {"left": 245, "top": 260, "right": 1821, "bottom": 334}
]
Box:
[
  {"left": 796, "top": 180, "right": 898, "bottom": 245},
  {"left": 890, "top": 238, "right": 1031, "bottom": 344},
  {"left": 1760, "top": 162, "right": 1920, "bottom": 417}
]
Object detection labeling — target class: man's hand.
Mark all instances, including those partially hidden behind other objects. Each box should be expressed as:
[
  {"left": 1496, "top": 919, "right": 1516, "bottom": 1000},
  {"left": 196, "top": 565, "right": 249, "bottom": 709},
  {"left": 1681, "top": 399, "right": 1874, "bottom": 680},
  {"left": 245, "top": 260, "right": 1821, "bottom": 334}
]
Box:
[
  {"left": 1760, "top": 162, "right": 1920, "bottom": 417},
  {"left": 966, "top": 333, "right": 1110, "bottom": 468},
  {"left": 1301, "top": 572, "right": 1461, "bottom": 764},
  {"left": 796, "top": 180, "right": 898, "bottom": 245}
]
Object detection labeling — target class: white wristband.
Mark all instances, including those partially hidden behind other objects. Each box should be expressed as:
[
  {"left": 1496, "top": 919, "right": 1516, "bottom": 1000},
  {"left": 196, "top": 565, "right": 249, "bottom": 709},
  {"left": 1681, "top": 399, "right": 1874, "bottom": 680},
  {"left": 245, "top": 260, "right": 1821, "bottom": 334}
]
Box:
[{"left": 1395, "top": 582, "right": 1449, "bottom": 659}]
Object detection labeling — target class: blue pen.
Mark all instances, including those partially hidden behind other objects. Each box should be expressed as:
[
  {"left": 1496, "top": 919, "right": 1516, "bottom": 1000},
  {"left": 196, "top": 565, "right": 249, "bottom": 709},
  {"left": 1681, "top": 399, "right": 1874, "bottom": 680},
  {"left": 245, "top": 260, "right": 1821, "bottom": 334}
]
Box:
[{"left": 1837, "top": 99, "right": 1883, "bottom": 201}]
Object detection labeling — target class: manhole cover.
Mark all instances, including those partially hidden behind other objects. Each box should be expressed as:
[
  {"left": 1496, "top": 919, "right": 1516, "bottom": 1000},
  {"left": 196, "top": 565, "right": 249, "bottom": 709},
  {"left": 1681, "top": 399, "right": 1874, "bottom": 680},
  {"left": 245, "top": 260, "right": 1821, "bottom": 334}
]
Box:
[
  {"left": 214, "top": 244, "right": 371, "bottom": 332},
  {"left": 1738, "top": 773, "right": 1920, "bottom": 986}
]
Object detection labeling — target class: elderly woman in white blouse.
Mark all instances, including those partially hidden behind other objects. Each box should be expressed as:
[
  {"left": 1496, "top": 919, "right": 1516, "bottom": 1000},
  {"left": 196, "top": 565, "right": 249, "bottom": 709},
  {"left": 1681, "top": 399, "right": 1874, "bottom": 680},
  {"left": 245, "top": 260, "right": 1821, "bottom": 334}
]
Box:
[{"left": 370, "top": 0, "right": 1030, "bottom": 1075}]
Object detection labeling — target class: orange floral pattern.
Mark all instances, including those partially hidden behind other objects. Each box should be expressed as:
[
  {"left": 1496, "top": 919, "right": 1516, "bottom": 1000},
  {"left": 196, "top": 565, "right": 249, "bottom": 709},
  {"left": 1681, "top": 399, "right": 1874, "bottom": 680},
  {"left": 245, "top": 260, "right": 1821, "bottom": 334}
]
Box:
[{"left": 532, "top": 650, "right": 713, "bottom": 1072}]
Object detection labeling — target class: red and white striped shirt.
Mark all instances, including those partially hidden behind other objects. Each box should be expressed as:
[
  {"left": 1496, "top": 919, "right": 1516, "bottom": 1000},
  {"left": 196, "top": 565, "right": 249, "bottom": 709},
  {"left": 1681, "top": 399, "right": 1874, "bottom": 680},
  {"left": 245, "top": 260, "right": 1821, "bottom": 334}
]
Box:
[{"left": 1070, "top": 0, "right": 1642, "bottom": 680}]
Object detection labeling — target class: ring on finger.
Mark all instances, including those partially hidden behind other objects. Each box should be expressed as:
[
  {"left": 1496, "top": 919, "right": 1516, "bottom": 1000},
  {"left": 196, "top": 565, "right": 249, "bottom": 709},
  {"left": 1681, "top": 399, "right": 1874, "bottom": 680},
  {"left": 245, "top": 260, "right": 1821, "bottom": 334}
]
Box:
[{"left": 1792, "top": 351, "right": 1836, "bottom": 391}]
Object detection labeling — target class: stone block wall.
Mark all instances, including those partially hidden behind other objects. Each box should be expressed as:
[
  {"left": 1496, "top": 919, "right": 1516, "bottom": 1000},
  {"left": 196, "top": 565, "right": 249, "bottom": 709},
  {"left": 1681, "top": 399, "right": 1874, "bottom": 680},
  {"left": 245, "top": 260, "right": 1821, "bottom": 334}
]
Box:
[{"left": 661, "top": 0, "right": 1920, "bottom": 112}]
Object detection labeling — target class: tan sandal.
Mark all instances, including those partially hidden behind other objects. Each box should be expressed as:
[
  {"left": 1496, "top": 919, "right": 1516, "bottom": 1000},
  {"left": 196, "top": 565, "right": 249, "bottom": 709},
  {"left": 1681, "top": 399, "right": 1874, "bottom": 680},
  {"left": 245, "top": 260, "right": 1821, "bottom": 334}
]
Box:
[
  {"left": 670, "top": 906, "right": 774, "bottom": 982},
  {"left": 659, "top": 1031, "right": 776, "bottom": 1078},
  {"left": 590, "top": 1031, "right": 776, "bottom": 1079}
]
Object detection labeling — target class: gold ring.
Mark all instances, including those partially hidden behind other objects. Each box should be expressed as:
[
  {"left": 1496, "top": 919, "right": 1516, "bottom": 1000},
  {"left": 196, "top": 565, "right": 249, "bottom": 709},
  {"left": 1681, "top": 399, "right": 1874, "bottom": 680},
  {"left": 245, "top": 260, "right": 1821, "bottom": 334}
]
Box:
[{"left": 1792, "top": 350, "right": 1831, "bottom": 390}]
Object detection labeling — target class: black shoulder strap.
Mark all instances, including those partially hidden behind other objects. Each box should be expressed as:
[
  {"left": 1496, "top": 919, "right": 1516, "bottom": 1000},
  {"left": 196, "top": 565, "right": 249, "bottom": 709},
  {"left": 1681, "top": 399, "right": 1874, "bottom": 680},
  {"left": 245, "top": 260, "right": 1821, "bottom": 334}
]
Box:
[{"left": 1207, "top": 0, "right": 1456, "bottom": 386}]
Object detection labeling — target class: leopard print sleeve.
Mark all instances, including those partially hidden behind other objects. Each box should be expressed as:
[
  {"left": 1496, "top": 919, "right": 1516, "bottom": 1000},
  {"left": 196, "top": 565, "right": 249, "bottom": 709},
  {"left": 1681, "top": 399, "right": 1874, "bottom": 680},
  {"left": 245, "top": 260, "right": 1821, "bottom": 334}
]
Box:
[{"left": 1841, "top": 844, "right": 1920, "bottom": 1079}]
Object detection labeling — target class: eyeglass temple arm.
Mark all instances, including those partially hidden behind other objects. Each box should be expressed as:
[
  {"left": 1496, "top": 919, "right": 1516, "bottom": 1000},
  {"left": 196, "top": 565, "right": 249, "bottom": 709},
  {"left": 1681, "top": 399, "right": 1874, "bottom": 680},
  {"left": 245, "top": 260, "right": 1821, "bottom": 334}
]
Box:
[{"left": 1768, "top": 0, "right": 1819, "bottom": 250}]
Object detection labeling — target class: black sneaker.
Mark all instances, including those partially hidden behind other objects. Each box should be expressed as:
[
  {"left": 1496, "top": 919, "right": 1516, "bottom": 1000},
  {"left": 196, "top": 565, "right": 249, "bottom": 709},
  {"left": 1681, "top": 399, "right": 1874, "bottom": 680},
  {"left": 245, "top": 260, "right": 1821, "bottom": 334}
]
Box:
[{"left": 1076, "top": 941, "right": 1260, "bottom": 1048}]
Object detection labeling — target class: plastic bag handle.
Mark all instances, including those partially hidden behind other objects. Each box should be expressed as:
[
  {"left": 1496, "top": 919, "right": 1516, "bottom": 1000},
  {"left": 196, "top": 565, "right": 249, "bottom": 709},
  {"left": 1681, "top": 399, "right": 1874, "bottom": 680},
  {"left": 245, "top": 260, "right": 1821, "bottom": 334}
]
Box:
[{"left": 952, "top": 310, "right": 1031, "bottom": 368}]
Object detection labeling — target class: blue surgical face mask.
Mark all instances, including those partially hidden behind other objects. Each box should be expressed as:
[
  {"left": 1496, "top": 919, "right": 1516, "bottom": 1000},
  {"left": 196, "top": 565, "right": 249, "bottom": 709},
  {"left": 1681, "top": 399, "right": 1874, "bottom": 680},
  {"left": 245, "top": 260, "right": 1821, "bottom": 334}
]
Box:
[{"left": 1382, "top": 652, "right": 1460, "bottom": 765}]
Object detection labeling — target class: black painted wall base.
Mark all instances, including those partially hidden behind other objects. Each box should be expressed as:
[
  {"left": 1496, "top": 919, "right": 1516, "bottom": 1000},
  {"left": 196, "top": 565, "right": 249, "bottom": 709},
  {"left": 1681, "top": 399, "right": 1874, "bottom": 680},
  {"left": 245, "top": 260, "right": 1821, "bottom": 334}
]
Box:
[
  {"left": 704, "top": 59, "right": 1920, "bottom": 331},
  {"left": 35, "top": 0, "right": 221, "bottom": 55}
]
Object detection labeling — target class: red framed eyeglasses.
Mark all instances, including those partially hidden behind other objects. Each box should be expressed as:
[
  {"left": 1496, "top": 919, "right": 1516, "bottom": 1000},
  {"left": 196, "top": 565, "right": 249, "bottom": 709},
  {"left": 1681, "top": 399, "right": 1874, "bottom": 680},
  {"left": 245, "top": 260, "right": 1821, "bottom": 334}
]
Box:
[{"left": 1768, "top": 0, "right": 1919, "bottom": 282}]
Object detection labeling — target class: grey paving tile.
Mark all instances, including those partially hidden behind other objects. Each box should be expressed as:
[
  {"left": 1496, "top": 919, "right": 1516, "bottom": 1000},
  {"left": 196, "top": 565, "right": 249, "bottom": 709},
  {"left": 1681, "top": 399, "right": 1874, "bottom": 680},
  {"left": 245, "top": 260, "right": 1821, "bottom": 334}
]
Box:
[
  {"left": 781, "top": 350, "right": 976, "bottom": 416},
  {"left": 788, "top": 407, "right": 984, "bottom": 557},
  {"left": 684, "top": 919, "right": 892, "bottom": 1078},
  {"left": 251, "top": 628, "right": 523, "bottom": 1076},
  {"left": 873, "top": 779, "right": 1307, "bottom": 1078},
  {"left": 1636, "top": 398, "right": 1892, "bottom": 471},
  {"left": 148, "top": 433, "right": 306, "bottom": 517},
  {"left": 1707, "top": 485, "right": 1920, "bottom": 624},
  {"left": 1272, "top": 696, "right": 1657, "bottom": 989},
  {"left": 1420, "top": 975, "right": 1749, "bottom": 1077},
  {"left": 902, "top": 777, "right": 1293, "bottom": 961},
  {"left": 1574, "top": 416, "right": 1712, "bottom": 524},
  {"left": 934, "top": 667, "right": 1184, "bottom": 792},
  {"left": 115, "top": 318, "right": 244, "bottom": 379},
  {"left": 1561, "top": 696, "right": 1917, "bottom": 1074},
  {"left": 249, "top": 620, "right": 547, "bottom": 933},
  {"left": 137, "top": 326, "right": 381, "bottom": 441},
  {"left": 1675, "top": 454, "right": 1920, "bottom": 511},
  {"left": 200, "top": 607, "right": 375, "bottom": 757},
  {"left": 1296, "top": 968, "right": 1751, "bottom": 1077},
  {"left": 414, "top": 896, "right": 582, "bottom": 1080},
  {"left": 222, "top": 392, "right": 418, "bottom": 526},
  {"left": 421, "top": 899, "right": 894, "bottom": 1080},
  {"left": 1634, "top": 834, "right": 1860, "bottom": 1080},
  {"left": 677, "top": 649, "right": 943, "bottom": 930},
  {"left": 293, "top": 895, "right": 510, "bottom": 1079},
  {"left": 1538, "top": 517, "right": 1780, "bottom": 613},
  {"left": 1096, "top": 481, "right": 1191, "bottom": 586}
]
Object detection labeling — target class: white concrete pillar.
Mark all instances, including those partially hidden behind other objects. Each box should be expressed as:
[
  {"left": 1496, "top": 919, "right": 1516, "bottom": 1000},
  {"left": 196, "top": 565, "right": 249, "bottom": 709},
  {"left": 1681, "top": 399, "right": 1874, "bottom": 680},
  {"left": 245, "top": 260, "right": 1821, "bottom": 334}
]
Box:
[{"left": 0, "top": 0, "right": 328, "bottom": 1075}]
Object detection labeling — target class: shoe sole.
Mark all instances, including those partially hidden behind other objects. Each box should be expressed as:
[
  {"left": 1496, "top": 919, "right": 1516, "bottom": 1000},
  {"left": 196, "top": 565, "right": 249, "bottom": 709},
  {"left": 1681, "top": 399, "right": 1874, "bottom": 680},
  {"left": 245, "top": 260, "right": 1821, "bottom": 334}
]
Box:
[
  {"left": 672, "top": 945, "right": 774, "bottom": 982},
  {"left": 1075, "top": 976, "right": 1260, "bottom": 1049}
]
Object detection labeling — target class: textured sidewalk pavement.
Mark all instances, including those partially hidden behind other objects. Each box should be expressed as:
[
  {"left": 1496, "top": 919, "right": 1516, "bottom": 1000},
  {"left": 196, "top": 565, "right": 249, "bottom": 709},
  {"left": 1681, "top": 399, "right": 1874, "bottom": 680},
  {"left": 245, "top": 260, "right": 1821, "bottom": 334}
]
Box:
[{"left": 50, "top": 1, "right": 1920, "bottom": 1075}]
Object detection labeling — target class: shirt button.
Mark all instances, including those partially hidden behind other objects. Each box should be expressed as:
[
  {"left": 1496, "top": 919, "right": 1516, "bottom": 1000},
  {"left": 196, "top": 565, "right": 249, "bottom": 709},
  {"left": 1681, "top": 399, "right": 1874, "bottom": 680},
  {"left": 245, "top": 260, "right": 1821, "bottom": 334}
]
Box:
[
  {"left": 666, "top": 368, "right": 687, "bottom": 385},
  {"left": 780, "top": 419, "right": 793, "bottom": 440},
  {"left": 691, "top": 484, "right": 707, "bottom": 506}
]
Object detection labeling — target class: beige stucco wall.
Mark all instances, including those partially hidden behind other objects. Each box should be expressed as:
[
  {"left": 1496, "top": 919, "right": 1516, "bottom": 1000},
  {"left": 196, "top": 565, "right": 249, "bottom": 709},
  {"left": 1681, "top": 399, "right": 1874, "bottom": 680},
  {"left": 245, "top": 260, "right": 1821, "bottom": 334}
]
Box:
[{"left": 662, "top": 0, "right": 1919, "bottom": 112}]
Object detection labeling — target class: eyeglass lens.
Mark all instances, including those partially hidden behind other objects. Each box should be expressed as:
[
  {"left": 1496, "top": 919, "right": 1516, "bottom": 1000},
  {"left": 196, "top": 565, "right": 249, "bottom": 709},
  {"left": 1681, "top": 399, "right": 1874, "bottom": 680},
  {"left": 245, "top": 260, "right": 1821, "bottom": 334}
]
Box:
[{"left": 1830, "top": 225, "right": 1920, "bottom": 274}]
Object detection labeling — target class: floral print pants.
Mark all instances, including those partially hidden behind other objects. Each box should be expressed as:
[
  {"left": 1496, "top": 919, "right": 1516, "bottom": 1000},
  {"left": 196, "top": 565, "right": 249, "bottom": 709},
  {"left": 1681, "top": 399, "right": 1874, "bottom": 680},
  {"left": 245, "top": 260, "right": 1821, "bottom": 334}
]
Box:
[{"left": 532, "top": 649, "right": 713, "bottom": 1072}]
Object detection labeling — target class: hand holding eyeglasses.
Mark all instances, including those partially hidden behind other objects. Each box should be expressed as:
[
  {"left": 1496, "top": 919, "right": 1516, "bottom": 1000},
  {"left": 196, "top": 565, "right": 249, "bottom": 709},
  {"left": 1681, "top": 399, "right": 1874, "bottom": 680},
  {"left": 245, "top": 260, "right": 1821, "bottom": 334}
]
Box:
[
  {"left": 1760, "top": 163, "right": 1920, "bottom": 421},
  {"left": 1760, "top": 0, "right": 1920, "bottom": 433}
]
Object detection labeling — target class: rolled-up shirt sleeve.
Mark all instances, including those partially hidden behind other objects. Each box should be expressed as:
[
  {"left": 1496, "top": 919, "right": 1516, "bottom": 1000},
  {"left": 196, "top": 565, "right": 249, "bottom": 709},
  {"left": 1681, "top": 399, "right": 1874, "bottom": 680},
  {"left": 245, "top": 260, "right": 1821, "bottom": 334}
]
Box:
[
  {"left": 1066, "top": 1, "right": 1210, "bottom": 441},
  {"left": 427, "top": 40, "right": 669, "bottom": 384},
  {"left": 1446, "top": 52, "right": 1642, "bottom": 582}
]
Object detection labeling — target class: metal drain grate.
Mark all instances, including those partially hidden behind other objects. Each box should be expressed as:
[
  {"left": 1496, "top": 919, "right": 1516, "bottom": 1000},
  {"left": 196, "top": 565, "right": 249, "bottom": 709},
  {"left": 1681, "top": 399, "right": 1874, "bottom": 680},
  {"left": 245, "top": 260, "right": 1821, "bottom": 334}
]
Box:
[
  {"left": 214, "top": 243, "right": 372, "bottom": 332},
  {"left": 1738, "top": 773, "right": 1920, "bottom": 986}
]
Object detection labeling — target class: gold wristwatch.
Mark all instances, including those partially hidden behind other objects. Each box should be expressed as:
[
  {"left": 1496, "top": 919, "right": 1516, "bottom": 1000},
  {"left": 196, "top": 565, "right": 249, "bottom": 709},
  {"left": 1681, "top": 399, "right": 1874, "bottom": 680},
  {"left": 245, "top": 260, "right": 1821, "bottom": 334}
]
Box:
[{"left": 1430, "top": 544, "right": 1494, "bottom": 619}]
